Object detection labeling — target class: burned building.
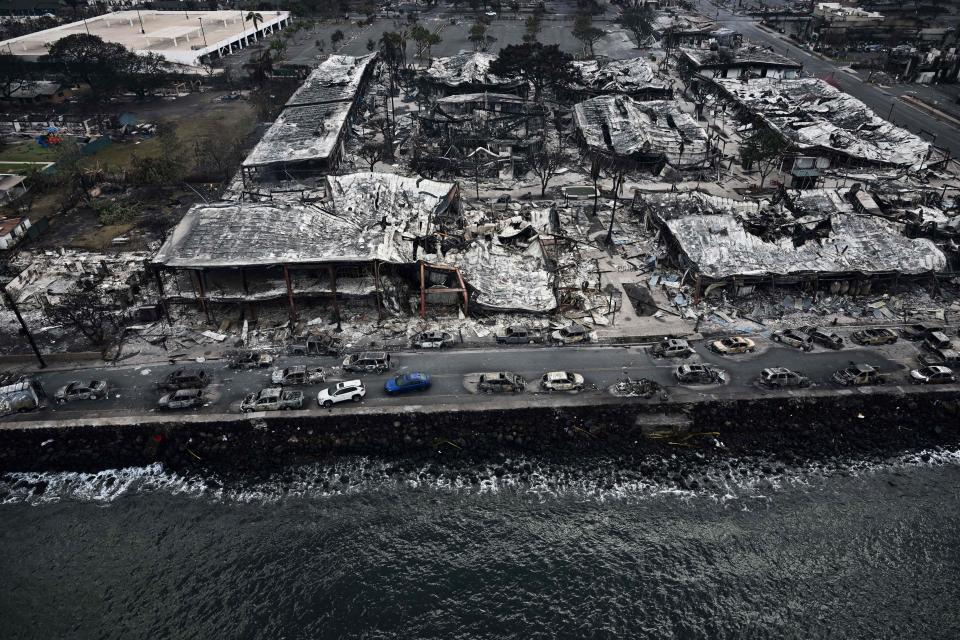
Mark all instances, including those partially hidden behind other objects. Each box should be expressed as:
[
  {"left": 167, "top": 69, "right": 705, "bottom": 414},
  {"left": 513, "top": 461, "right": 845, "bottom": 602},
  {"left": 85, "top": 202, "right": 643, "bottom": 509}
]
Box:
[
  {"left": 240, "top": 53, "right": 377, "bottom": 186},
  {"left": 573, "top": 96, "right": 710, "bottom": 170},
  {"left": 412, "top": 92, "right": 546, "bottom": 179},
  {"left": 714, "top": 77, "right": 934, "bottom": 170},
  {"left": 153, "top": 172, "right": 461, "bottom": 321},
  {"left": 562, "top": 58, "right": 671, "bottom": 101},
  {"left": 678, "top": 43, "right": 802, "bottom": 80},
  {"left": 638, "top": 190, "right": 947, "bottom": 299},
  {"left": 649, "top": 9, "right": 740, "bottom": 48},
  {"left": 420, "top": 52, "right": 524, "bottom": 99}
]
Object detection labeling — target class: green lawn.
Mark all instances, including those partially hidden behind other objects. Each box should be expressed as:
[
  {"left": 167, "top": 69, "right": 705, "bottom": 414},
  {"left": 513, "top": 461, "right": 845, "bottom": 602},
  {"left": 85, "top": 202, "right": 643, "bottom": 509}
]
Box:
[
  {"left": 0, "top": 161, "right": 52, "bottom": 175},
  {"left": 0, "top": 141, "right": 60, "bottom": 163}
]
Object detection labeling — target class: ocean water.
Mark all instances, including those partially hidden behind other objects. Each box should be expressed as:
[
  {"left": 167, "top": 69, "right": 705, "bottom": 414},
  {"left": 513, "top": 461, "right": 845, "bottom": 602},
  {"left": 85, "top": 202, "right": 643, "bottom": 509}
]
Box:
[{"left": 2, "top": 450, "right": 959, "bottom": 640}]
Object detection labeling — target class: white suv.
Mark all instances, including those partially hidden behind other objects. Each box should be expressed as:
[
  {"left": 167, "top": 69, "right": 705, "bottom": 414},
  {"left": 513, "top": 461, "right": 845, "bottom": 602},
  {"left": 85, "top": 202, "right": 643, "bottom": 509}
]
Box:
[{"left": 317, "top": 380, "right": 366, "bottom": 408}]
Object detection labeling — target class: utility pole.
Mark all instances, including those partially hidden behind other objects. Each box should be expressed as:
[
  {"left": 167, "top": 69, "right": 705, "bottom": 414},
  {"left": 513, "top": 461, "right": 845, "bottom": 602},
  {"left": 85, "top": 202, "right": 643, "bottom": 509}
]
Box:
[{"left": 1, "top": 284, "right": 45, "bottom": 369}]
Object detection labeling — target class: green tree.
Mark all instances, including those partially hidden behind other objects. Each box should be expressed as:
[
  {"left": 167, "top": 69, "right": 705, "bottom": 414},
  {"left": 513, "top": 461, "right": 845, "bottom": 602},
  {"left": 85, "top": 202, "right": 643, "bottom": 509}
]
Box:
[
  {"left": 573, "top": 14, "right": 604, "bottom": 57},
  {"left": 468, "top": 21, "right": 488, "bottom": 50},
  {"left": 523, "top": 15, "right": 541, "bottom": 43},
  {"left": 269, "top": 38, "right": 287, "bottom": 60},
  {"left": 331, "top": 29, "right": 345, "bottom": 48},
  {"left": 620, "top": 3, "right": 653, "bottom": 47},
  {"left": 244, "top": 49, "right": 274, "bottom": 84},
  {"left": 740, "top": 128, "right": 788, "bottom": 188},
  {"left": 43, "top": 33, "right": 128, "bottom": 93},
  {"left": 490, "top": 42, "right": 574, "bottom": 101}
]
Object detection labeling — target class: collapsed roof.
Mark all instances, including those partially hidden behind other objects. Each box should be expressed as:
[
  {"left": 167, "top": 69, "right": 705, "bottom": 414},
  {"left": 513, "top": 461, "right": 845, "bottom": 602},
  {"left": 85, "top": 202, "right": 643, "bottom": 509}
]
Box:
[
  {"left": 284, "top": 53, "right": 376, "bottom": 107},
  {"left": 432, "top": 239, "right": 557, "bottom": 313},
  {"left": 573, "top": 96, "right": 709, "bottom": 167},
  {"left": 242, "top": 54, "right": 375, "bottom": 171},
  {"left": 646, "top": 191, "right": 946, "bottom": 279},
  {"left": 423, "top": 52, "right": 522, "bottom": 91},
  {"left": 715, "top": 77, "right": 929, "bottom": 168},
  {"left": 153, "top": 172, "right": 457, "bottom": 268},
  {"left": 679, "top": 44, "right": 802, "bottom": 70},
  {"left": 242, "top": 102, "right": 353, "bottom": 169},
  {"left": 567, "top": 58, "right": 668, "bottom": 96}
]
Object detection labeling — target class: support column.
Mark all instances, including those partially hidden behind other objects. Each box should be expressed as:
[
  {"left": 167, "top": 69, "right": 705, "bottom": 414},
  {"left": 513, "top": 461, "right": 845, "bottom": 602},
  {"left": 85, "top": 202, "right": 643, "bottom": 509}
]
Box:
[
  {"left": 153, "top": 267, "right": 171, "bottom": 324},
  {"left": 454, "top": 268, "right": 469, "bottom": 317},
  {"left": 283, "top": 265, "right": 297, "bottom": 323},
  {"left": 194, "top": 269, "right": 213, "bottom": 324},
  {"left": 329, "top": 265, "right": 341, "bottom": 329},
  {"left": 374, "top": 261, "right": 383, "bottom": 321},
  {"left": 419, "top": 262, "right": 426, "bottom": 319}
]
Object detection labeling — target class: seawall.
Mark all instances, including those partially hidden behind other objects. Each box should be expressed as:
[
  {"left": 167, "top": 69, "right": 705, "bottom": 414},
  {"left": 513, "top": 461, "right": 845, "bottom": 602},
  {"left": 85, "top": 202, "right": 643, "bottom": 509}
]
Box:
[{"left": 2, "top": 389, "right": 959, "bottom": 472}]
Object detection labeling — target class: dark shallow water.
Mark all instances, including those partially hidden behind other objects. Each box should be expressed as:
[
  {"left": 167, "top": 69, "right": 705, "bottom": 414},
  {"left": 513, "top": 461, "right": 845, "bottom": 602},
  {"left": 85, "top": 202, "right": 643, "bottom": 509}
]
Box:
[{"left": 2, "top": 450, "right": 959, "bottom": 640}]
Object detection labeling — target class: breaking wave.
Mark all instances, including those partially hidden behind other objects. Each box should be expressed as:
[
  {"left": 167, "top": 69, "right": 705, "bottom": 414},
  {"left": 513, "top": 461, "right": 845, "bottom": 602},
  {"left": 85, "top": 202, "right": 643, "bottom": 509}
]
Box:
[{"left": 3, "top": 447, "right": 960, "bottom": 506}]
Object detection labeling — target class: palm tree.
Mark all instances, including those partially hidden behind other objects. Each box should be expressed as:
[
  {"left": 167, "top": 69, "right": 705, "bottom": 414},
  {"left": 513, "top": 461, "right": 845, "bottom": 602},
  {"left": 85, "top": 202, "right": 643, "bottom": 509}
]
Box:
[
  {"left": 269, "top": 38, "right": 287, "bottom": 61},
  {"left": 244, "top": 49, "right": 273, "bottom": 84},
  {"left": 246, "top": 12, "right": 263, "bottom": 42}
]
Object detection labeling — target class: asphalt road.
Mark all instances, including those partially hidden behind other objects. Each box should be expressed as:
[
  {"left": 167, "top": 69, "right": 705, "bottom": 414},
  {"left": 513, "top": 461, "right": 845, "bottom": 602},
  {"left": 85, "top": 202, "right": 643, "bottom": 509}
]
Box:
[
  {"left": 6, "top": 332, "right": 933, "bottom": 422},
  {"left": 692, "top": 0, "right": 960, "bottom": 156}
]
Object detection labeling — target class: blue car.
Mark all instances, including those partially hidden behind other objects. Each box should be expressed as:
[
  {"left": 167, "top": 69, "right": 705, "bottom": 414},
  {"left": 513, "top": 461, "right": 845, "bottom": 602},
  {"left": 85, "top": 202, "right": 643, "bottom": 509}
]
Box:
[{"left": 384, "top": 372, "right": 432, "bottom": 394}]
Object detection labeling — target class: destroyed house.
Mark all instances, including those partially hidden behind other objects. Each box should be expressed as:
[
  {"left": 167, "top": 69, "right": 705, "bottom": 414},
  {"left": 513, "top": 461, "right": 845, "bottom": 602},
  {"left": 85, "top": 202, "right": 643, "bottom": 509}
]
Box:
[
  {"left": 678, "top": 44, "right": 802, "bottom": 80},
  {"left": 421, "top": 53, "right": 524, "bottom": 98},
  {"left": 714, "top": 77, "right": 932, "bottom": 169},
  {"left": 637, "top": 190, "right": 947, "bottom": 298},
  {"left": 413, "top": 92, "right": 546, "bottom": 178},
  {"left": 240, "top": 53, "right": 377, "bottom": 185},
  {"left": 573, "top": 96, "right": 709, "bottom": 169},
  {"left": 650, "top": 11, "right": 735, "bottom": 48},
  {"left": 283, "top": 53, "right": 376, "bottom": 108},
  {"left": 562, "top": 58, "right": 671, "bottom": 101},
  {"left": 152, "top": 172, "right": 463, "bottom": 321}
]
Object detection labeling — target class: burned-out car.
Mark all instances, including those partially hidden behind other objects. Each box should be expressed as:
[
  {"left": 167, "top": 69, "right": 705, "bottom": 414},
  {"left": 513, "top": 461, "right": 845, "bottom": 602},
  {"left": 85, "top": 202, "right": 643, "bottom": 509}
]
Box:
[
  {"left": 411, "top": 330, "right": 455, "bottom": 349},
  {"left": 851, "top": 328, "right": 898, "bottom": 346},
  {"left": 156, "top": 368, "right": 209, "bottom": 391},
  {"left": 477, "top": 372, "right": 526, "bottom": 394},
  {"left": 901, "top": 324, "right": 944, "bottom": 342},
  {"left": 496, "top": 325, "right": 544, "bottom": 344},
  {"left": 806, "top": 327, "right": 844, "bottom": 350},
  {"left": 227, "top": 350, "right": 274, "bottom": 370},
  {"left": 650, "top": 338, "right": 695, "bottom": 358},
  {"left": 342, "top": 352, "right": 391, "bottom": 374},
  {"left": 540, "top": 371, "right": 585, "bottom": 392},
  {"left": 709, "top": 336, "right": 755, "bottom": 355},
  {"left": 551, "top": 324, "right": 591, "bottom": 346},
  {"left": 674, "top": 364, "right": 724, "bottom": 385},
  {"left": 288, "top": 332, "right": 343, "bottom": 356},
  {"left": 270, "top": 365, "right": 326, "bottom": 386},
  {"left": 240, "top": 387, "right": 304, "bottom": 412},
  {"left": 909, "top": 365, "right": 957, "bottom": 385},
  {"left": 832, "top": 364, "right": 888, "bottom": 387},
  {"left": 158, "top": 388, "right": 205, "bottom": 410},
  {"left": 757, "top": 367, "right": 811, "bottom": 389},
  {"left": 771, "top": 329, "right": 813, "bottom": 351},
  {"left": 54, "top": 380, "right": 109, "bottom": 404}
]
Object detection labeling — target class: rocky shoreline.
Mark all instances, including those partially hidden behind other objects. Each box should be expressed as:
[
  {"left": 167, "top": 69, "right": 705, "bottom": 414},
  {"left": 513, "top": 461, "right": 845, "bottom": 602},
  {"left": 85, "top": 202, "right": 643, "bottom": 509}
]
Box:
[{"left": 1, "top": 389, "right": 958, "bottom": 475}]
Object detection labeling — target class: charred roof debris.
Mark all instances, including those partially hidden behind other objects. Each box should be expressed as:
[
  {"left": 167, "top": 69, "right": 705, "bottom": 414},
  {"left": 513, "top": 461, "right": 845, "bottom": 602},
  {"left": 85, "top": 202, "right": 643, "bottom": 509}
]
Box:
[
  {"left": 563, "top": 58, "right": 672, "bottom": 101},
  {"left": 421, "top": 52, "right": 524, "bottom": 98},
  {"left": 678, "top": 44, "right": 803, "bottom": 80},
  {"left": 241, "top": 53, "right": 377, "bottom": 187},
  {"left": 574, "top": 96, "right": 710, "bottom": 170},
  {"left": 637, "top": 189, "right": 950, "bottom": 298},
  {"left": 713, "top": 77, "right": 937, "bottom": 169}
]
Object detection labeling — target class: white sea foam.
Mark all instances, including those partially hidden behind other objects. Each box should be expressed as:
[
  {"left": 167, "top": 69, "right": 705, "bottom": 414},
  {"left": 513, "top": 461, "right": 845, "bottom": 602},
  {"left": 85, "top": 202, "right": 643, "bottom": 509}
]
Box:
[{"left": 2, "top": 448, "right": 960, "bottom": 506}]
